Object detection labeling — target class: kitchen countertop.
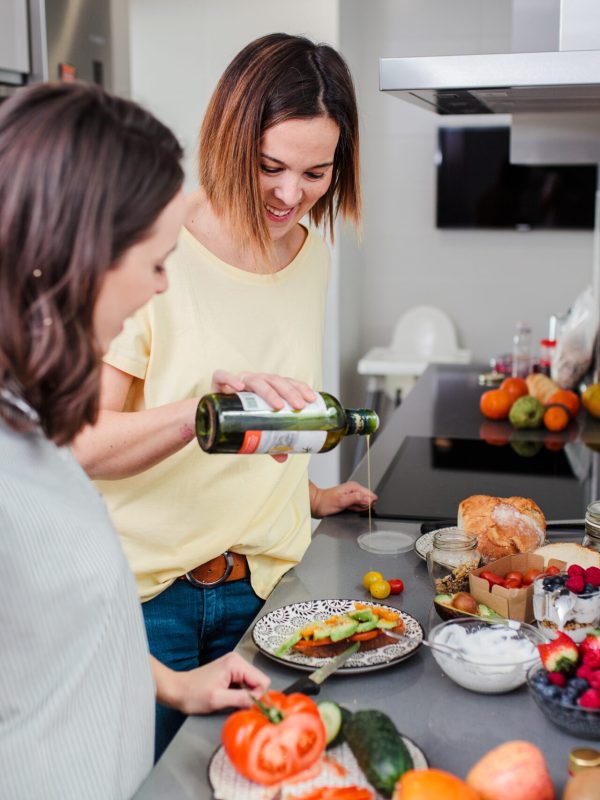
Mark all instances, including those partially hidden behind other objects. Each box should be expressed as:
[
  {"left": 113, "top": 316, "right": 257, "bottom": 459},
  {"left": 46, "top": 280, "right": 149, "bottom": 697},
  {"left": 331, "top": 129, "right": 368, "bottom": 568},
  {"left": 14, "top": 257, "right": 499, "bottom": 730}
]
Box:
[{"left": 134, "top": 365, "right": 599, "bottom": 798}]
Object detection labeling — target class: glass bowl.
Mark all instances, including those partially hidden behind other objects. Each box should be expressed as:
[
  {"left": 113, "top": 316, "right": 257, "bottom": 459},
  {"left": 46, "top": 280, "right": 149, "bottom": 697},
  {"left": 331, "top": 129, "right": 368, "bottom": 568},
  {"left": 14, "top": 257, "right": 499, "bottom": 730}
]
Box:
[
  {"left": 527, "top": 664, "right": 600, "bottom": 740},
  {"left": 532, "top": 573, "right": 600, "bottom": 643},
  {"left": 428, "top": 617, "right": 546, "bottom": 694}
]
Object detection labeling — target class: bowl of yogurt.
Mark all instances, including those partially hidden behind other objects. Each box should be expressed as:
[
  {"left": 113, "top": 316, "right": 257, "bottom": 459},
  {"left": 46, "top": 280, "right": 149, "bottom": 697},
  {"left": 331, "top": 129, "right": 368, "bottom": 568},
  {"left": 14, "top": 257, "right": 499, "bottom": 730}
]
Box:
[{"left": 428, "top": 618, "right": 546, "bottom": 693}]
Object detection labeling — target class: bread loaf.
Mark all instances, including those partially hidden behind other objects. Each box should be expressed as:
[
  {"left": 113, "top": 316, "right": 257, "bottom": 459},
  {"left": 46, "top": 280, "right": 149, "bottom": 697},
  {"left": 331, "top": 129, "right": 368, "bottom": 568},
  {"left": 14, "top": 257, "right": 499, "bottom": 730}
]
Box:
[
  {"left": 525, "top": 373, "right": 559, "bottom": 403},
  {"left": 458, "top": 495, "right": 546, "bottom": 562},
  {"left": 533, "top": 542, "right": 600, "bottom": 569}
]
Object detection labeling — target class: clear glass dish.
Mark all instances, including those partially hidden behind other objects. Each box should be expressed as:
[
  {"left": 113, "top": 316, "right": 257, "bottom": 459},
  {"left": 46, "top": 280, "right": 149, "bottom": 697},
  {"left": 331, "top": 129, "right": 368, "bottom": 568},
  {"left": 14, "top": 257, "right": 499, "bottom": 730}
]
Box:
[{"left": 528, "top": 664, "right": 600, "bottom": 740}]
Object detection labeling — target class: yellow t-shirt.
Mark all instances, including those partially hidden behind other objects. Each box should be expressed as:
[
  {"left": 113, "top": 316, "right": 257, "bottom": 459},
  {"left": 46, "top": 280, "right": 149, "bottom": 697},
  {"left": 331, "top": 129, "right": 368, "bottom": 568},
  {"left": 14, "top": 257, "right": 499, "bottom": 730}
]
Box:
[{"left": 96, "top": 226, "right": 330, "bottom": 601}]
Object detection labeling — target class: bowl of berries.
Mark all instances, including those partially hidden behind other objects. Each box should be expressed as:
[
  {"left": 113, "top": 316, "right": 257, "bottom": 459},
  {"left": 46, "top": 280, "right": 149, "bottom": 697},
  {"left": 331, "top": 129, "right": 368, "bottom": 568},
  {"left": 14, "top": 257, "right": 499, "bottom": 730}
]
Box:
[
  {"left": 528, "top": 629, "right": 600, "bottom": 739},
  {"left": 532, "top": 564, "right": 600, "bottom": 643}
]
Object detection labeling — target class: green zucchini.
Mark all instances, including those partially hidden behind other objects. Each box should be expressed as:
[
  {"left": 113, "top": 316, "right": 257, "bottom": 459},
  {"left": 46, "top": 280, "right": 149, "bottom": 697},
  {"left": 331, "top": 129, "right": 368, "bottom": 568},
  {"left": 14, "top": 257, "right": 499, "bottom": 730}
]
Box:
[{"left": 343, "top": 709, "right": 413, "bottom": 798}]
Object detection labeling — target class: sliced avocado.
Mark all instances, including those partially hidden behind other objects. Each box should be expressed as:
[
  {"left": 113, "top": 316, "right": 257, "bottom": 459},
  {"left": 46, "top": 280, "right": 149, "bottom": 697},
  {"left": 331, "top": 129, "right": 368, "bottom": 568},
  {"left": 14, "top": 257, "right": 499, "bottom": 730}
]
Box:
[
  {"left": 350, "top": 608, "right": 375, "bottom": 622},
  {"left": 355, "top": 619, "right": 379, "bottom": 633},
  {"left": 329, "top": 619, "right": 359, "bottom": 642},
  {"left": 275, "top": 631, "right": 301, "bottom": 657},
  {"left": 313, "top": 624, "right": 335, "bottom": 641},
  {"left": 376, "top": 618, "right": 398, "bottom": 630},
  {"left": 478, "top": 603, "right": 504, "bottom": 620},
  {"left": 434, "top": 594, "right": 453, "bottom": 604}
]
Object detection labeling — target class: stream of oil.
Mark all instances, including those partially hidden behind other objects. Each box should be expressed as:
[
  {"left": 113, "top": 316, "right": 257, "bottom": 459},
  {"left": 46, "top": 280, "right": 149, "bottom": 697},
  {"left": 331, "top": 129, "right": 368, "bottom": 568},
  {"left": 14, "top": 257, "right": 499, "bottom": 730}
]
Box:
[{"left": 366, "top": 434, "right": 372, "bottom": 535}]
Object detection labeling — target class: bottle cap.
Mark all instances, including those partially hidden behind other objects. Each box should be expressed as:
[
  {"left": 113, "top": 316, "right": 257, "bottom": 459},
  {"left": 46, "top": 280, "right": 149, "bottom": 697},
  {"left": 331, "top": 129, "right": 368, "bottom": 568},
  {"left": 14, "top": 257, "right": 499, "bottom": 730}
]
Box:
[
  {"left": 569, "top": 747, "right": 600, "bottom": 774},
  {"left": 540, "top": 339, "right": 557, "bottom": 348}
]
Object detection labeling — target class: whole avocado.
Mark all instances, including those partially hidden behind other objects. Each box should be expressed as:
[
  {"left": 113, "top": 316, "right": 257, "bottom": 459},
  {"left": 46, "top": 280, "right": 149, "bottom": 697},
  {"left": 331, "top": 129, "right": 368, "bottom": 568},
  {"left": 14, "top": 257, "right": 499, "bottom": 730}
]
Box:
[{"left": 509, "top": 395, "right": 544, "bottom": 429}]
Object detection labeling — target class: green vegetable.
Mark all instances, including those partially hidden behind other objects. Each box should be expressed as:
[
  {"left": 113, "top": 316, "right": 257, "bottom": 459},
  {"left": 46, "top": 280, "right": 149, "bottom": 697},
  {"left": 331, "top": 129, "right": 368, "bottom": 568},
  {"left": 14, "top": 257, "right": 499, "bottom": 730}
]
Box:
[
  {"left": 318, "top": 702, "right": 353, "bottom": 750},
  {"left": 343, "top": 709, "right": 413, "bottom": 798},
  {"left": 274, "top": 631, "right": 300, "bottom": 657}
]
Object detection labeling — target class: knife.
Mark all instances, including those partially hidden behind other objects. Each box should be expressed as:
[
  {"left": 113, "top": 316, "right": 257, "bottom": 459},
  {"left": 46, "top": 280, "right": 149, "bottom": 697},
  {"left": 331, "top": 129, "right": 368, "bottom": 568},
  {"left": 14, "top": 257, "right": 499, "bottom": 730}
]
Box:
[
  {"left": 420, "top": 518, "right": 584, "bottom": 534},
  {"left": 281, "top": 642, "right": 360, "bottom": 696}
]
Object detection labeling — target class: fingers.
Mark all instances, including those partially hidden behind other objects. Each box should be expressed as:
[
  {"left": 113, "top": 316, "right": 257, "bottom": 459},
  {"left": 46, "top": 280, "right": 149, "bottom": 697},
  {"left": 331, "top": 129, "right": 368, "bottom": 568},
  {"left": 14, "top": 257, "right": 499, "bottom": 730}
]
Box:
[
  {"left": 208, "top": 687, "right": 258, "bottom": 711},
  {"left": 270, "top": 453, "right": 289, "bottom": 463},
  {"left": 238, "top": 374, "right": 315, "bottom": 410},
  {"left": 219, "top": 652, "right": 271, "bottom": 693},
  {"left": 211, "top": 370, "right": 245, "bottom": 394}
]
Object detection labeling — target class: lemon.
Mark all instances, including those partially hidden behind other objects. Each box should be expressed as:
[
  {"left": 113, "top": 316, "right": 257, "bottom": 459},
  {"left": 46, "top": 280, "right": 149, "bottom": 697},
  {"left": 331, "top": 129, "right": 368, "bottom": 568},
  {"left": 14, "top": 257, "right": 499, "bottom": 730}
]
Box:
[
  {"left": 369, "top": 579, "right": 391, "bottom": 599},
  {"left": 362, "top": 570, "right": 384, "bottom": 590},
  {"left": 583, "top": 383, "right": 600, "bottom": 418}
]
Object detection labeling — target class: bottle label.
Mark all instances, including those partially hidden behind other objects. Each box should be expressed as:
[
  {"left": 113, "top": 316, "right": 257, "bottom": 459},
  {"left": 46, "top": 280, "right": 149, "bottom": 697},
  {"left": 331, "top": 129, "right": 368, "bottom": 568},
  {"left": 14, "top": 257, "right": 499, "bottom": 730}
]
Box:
[{"left": 237, "top": 392, "right": 327, "bottom": 454}]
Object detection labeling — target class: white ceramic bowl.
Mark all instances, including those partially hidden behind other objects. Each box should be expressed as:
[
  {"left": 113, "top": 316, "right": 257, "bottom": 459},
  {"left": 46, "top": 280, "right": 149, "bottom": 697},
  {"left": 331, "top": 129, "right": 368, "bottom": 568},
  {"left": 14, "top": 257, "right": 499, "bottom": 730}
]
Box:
[{"left": 428, "top": 617, "right": 546, "bottom": 694}]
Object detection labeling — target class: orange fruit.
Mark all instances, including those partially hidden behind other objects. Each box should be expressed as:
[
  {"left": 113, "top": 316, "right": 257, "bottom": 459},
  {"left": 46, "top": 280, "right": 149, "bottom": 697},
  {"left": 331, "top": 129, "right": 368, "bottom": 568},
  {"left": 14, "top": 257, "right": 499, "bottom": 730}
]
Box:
[
  {"left": 500, "top": 376, "right": 528, "bottom": 403},
  {"left": 547, "top": 389, "right": 580, "bottom": 417},
  {"left": 543, "top": 404, "right": 570, "bottom": 432},
  {"left": 393, "top": 768, "right": 479, "bottom": 800},
  {"left": 480, "top": 389, "right": 512, "bottom": 420},
  {"left": 582, "top": 384, "right": 600, "bottom": 418}
]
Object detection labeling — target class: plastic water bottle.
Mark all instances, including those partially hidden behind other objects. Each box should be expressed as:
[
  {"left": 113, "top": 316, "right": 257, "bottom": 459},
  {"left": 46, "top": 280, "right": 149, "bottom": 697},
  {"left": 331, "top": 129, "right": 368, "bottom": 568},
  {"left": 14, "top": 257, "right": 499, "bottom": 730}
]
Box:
[{"left": 512, "top": 322, "right": 532, "bottom": 378}]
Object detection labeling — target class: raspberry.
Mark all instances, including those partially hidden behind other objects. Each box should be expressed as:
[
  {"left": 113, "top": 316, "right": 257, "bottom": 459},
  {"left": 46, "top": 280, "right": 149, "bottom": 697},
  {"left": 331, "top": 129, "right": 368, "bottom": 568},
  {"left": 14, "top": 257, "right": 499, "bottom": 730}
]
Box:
[
  {"left": 548, "top": 671, "right": 567, "bottom": 687},
  {"left": 566, "top": 576, "right": 585, "bottom": 593},
  {"left": 583, "top": 651, "right": 600, "bottom": 669},
  {"left": 585, "top": 567, "right": 600, "bottom": 588},
  {"left": 568, "top": 564, "right": 585, "bottom": 578},
  {"left": 578, "top": 688, "right": 600, "bottom": 709},
  {"left": 577, "top": 664, "right": 593, "bottom": 681},
  {"left": 588, "top": 672, "right": 600, "bottom": 690}
]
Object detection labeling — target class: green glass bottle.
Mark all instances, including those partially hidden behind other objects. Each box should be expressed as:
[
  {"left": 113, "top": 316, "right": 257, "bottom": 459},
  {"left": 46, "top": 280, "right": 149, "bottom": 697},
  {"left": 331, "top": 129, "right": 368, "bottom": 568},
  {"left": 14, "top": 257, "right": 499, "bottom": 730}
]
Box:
[{"left": 196, "top": 391, "right": 379, "bottom": 455}]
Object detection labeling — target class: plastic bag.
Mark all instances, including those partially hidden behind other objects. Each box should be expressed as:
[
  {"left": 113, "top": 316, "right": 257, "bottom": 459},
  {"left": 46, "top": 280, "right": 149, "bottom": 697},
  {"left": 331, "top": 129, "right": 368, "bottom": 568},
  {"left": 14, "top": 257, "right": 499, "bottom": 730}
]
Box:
[{"left": 551, "top": 286, "right": 599, "bottom": 389}]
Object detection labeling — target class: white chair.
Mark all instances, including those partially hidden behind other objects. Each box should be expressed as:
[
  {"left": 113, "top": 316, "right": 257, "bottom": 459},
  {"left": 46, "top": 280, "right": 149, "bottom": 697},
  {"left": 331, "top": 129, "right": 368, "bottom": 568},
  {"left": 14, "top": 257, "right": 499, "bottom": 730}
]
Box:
[{"left": 355, "top": 305, "right": 471, "bottom": 446}]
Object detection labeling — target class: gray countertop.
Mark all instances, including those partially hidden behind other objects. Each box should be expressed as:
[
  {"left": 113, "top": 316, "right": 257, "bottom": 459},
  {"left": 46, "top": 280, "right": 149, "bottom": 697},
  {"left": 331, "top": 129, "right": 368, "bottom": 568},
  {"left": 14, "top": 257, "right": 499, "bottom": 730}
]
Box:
[{"left": 135, "top": 365, "right": 598, "bottom": 798}]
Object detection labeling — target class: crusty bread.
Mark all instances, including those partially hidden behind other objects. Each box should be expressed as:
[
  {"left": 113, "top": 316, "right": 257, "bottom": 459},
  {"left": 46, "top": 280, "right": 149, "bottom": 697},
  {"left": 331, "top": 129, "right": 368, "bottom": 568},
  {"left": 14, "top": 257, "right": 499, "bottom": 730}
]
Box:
[
  {"left": 292, "top": 622, "right": 406, "bottom": 659},
  {"left": 458, "top": 495, "right": 546, "bottom": 562},
  {"left": 533, "top": 542, "right": 600, "bottom": 569}
]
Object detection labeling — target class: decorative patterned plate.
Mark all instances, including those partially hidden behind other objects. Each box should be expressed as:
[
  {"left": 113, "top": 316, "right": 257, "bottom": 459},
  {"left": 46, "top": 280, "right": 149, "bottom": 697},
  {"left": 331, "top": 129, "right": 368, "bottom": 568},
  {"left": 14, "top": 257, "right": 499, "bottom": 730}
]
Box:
[
  {"left": 251, "top": 599, "right": 424, "bottom": 674},
  {"left": 414, "top": 531, "right": 435, "bottom": 561},
  {"left": 208, "top": 737, "right": 429, "bottom": 800}
]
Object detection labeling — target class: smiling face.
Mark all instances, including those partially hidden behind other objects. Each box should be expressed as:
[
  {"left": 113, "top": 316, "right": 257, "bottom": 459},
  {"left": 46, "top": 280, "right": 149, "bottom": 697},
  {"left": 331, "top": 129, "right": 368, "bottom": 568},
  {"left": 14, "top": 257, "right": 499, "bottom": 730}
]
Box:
[
  {"left": 93, "top": 190, "right": 186, "bottom": 352},
  {"left": 259, "top": 116, "right": 340, "bottom": 242}
]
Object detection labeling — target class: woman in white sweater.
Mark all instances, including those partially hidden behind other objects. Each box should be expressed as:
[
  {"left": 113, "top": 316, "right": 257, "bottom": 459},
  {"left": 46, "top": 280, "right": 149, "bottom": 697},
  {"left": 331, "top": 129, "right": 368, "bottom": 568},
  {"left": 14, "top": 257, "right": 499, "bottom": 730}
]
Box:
[{"left": 0, "top": 82, "right": 270, "bottom": 799}]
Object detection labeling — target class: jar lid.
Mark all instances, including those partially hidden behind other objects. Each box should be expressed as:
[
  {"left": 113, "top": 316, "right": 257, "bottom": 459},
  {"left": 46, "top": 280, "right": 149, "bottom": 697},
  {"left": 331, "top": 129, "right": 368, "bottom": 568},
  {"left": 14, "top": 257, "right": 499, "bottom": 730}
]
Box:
[
  {"left": 586, "top": 501, "right": 600, "bottom": 525},
  {"left": 432, "top": 528, "right": 478, "bottom": 550},
  {"left": 569, "top": 748, "right": 600, "bottom": 773},
  {"left": 540, "top": 338, "right": 557, "bottom": 347}
]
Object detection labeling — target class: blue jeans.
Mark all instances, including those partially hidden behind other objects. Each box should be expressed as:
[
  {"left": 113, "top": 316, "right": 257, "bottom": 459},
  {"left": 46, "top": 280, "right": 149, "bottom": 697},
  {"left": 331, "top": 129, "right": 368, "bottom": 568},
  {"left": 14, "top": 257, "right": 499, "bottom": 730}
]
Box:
[{"left": 142, "top": 576, "right": 264, "bottom": 762}]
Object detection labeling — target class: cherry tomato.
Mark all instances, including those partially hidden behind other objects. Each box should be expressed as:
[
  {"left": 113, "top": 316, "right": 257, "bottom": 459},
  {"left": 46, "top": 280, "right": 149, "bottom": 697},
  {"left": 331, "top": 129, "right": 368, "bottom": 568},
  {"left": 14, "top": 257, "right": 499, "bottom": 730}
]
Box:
[
  {"left": 362, "top": 570, "right": 384, "bottom": 590},
  {"left": 480, "top": 570, "right": 507, "bottom": 588},
  {"left": 369, "top": 579, "right": 391, "bottom": 599},
  {"left": 388, "top": 578, "right": 405, "bottom": 595},
  {"left": 545, "top": 565, "right": 561, "bottom": 576},
  {"left": 523, "top": 568, "right": 543, "bottom": 586},
  {"left": 504, "top": 578, "right": 523, "bottom": 589},
  {"left": 221, "top": 691, "right": 326, "bottom": 786},
  {"left": 504, "top": 571, "right": 523, "bottom": 588}
]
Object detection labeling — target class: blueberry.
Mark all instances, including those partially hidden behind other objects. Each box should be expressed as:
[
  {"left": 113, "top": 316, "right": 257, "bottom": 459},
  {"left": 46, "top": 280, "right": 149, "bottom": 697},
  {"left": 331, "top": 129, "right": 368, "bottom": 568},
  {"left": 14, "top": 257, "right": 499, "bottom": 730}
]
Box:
[
  {"left": 560, "top": 693, "right": 577, "bottom": 707},
  {"left": 543, "top": 577, "right": 555, "bottom": 589},
  {"left": 584, "top": 583, "right": 595, "bottom": 594},
  {"left": 537, "top": 683, "right": 561, "bottom": 701},
  {"left": 568, "top": 677, "right": 590, "bottom": 694}
]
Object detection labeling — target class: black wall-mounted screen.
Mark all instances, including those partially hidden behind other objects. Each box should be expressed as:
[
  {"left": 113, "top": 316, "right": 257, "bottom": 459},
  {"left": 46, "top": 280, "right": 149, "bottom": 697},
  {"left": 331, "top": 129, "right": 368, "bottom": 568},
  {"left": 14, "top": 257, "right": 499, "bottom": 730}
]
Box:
[{"left": 436, "top": 127, "right": 597, "bottom": 230}]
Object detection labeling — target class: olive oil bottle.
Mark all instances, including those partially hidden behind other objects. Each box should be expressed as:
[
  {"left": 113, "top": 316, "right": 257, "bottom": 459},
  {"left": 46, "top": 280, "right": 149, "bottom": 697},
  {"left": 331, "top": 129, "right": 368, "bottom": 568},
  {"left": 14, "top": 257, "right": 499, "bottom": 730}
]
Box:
[{"left": 196, "top": 391, "right": 379, "bottom": 455}]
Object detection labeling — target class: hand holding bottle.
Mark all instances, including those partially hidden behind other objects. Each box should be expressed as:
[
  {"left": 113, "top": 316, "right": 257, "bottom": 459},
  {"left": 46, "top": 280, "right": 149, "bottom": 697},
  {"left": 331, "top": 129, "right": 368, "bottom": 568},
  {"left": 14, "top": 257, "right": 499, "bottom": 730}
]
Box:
[{"left": 211, "top": 369, "right": 316, "bottom": 410}]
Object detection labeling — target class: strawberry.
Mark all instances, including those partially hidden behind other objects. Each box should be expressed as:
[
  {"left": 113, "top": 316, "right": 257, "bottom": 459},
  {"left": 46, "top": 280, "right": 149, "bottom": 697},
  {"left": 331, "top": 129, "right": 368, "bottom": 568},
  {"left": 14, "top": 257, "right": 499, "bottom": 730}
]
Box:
[
  {"left": 547, "top": 672, "right": 567, "bottom": 687},
  {"left": 582, "top": 650, "right": 600, "bottom": 669},
  {"left": 567, "top": 564, "right": 585, "bottom": 578},
  {"left": 578, "top": 688, "right": 600, "bottom": 710},
  {"left": 577, "top": 663, "right": 594, "bottom": 681},
  {"left": 588, "top": 671, "right": 600, "bottom": 690},
  {"left": 584, "top": 567, "right": 600, "bottom": 588},
  {"left": 538, "top": 631, "right": 579, "bottom": 672},
  {"left": 580, "top": 628, "right": 600, "bottom": 657},
  {"left": 566, "top": 575, "right": 585, "bottom": 593}
]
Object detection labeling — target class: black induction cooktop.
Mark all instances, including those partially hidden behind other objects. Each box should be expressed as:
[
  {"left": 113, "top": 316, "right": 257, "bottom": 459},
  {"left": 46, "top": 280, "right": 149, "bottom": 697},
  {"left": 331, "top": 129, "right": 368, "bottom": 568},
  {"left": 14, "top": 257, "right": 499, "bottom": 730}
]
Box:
[{"left": 372, "top": 435, "right": 592, "bottom": 521}]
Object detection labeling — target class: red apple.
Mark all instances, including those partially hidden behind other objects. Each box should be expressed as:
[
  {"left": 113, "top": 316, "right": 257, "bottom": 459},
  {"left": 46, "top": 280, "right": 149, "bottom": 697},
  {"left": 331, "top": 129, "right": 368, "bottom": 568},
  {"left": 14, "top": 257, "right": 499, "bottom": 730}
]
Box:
[{"left": 467, "top": 741, "right": 555, "bottom": 800}]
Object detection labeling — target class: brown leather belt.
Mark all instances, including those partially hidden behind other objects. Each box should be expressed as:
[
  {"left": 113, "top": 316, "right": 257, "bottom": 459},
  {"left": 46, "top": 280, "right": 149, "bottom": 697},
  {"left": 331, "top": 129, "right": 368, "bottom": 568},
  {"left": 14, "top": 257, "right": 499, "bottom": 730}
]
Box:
[{"left": 179, "top": 551, "right": 248, "bottom": 589}]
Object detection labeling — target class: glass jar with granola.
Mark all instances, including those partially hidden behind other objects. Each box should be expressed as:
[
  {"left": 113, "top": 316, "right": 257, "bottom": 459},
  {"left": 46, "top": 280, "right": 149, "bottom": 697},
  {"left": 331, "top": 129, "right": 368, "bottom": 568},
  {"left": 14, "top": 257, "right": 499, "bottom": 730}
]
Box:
[{"left": 426, "top": 528, "right": 481, "bottom": 594}]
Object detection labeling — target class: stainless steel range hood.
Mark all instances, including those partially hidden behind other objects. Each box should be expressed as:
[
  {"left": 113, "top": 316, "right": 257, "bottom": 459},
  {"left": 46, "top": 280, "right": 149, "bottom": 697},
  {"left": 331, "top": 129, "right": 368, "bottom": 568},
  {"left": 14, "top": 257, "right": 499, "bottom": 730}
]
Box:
[
  {"left": 380, "top": 0, "right": 600, "bottom": 116},
  {"left": 380, "top": 50, "right": 600, "bottom": 115}
]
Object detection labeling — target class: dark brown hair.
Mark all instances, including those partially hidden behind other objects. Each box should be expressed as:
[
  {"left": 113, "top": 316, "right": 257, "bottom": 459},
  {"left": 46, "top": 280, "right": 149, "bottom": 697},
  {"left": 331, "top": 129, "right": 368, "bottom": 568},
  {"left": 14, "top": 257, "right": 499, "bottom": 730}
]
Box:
[
  {"left": 199, "top": 33, "right": 361, "bottom": 258},
  {"left": 0, "top": 82, "right": 183, "bottom": 444}
]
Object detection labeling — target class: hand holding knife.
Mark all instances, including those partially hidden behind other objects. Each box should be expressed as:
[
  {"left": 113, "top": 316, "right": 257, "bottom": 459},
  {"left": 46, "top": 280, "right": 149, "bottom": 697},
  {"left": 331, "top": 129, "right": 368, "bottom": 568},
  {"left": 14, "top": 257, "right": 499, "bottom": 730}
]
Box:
[{"left": 281, "top": 642, "right": 360, "bottom": 695}]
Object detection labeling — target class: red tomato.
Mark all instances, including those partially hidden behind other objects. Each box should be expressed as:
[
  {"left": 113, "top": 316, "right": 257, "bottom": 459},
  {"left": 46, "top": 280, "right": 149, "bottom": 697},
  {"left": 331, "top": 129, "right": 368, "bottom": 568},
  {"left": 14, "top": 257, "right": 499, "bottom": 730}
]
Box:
[
  {"left": 480, "top": 570, "right": 507, "bottom": 588},
  {"left": 389, "top": 579, "right": 405, "bottom": 595},
  {"left": 222, "top": 691, "right": 326, "bottom": 786},
  {"left": 504, "top": 578, "right": 523, "bottom": 589},
  {"left": 504, "top": 571, "right": 523, "bottom": 588},
  {"left": 523, "top": 568, "right": 543, "bottom": 586},
  {"left": 545, "top": 565, "right": 561, "bottom": 576}
]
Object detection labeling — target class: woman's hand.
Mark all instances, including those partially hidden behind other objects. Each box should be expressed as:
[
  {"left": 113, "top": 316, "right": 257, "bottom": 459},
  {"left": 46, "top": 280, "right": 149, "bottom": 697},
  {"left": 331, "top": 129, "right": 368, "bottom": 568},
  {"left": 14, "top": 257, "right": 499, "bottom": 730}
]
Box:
[
  {"left": 309, "top": 480, "right": 377, "bottom": 519},
  {"left": 151, "top": 652, "right": 271, "bottom": 715},
  {"left": 211, "top": 370, "right": 316, "bottom": 463}
]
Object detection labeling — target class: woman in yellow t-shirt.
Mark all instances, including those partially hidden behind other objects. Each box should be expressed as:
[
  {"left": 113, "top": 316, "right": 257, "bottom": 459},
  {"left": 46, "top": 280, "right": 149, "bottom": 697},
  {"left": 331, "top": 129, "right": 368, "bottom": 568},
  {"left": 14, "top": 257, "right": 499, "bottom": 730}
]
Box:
[{"left": 73, "top": 33, "right": 375, "bottom": 760}]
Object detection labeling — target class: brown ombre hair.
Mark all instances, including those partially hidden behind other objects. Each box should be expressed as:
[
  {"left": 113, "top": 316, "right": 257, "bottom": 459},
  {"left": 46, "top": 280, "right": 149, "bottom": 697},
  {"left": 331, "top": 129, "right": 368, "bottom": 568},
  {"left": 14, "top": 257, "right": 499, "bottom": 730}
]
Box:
[
  {"left": 199, "top": 33, "right": 361, "bottom": 258},
  {"left": 0, "top": 82, "right": 183, "bottom": 445}
]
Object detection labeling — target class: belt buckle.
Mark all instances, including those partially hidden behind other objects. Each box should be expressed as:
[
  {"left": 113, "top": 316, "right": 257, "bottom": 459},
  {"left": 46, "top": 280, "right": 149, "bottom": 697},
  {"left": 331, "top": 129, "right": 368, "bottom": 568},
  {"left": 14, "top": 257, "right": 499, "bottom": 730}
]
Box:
[{"left": 184, "top": 551, "right": 235, "bottom": 589}]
